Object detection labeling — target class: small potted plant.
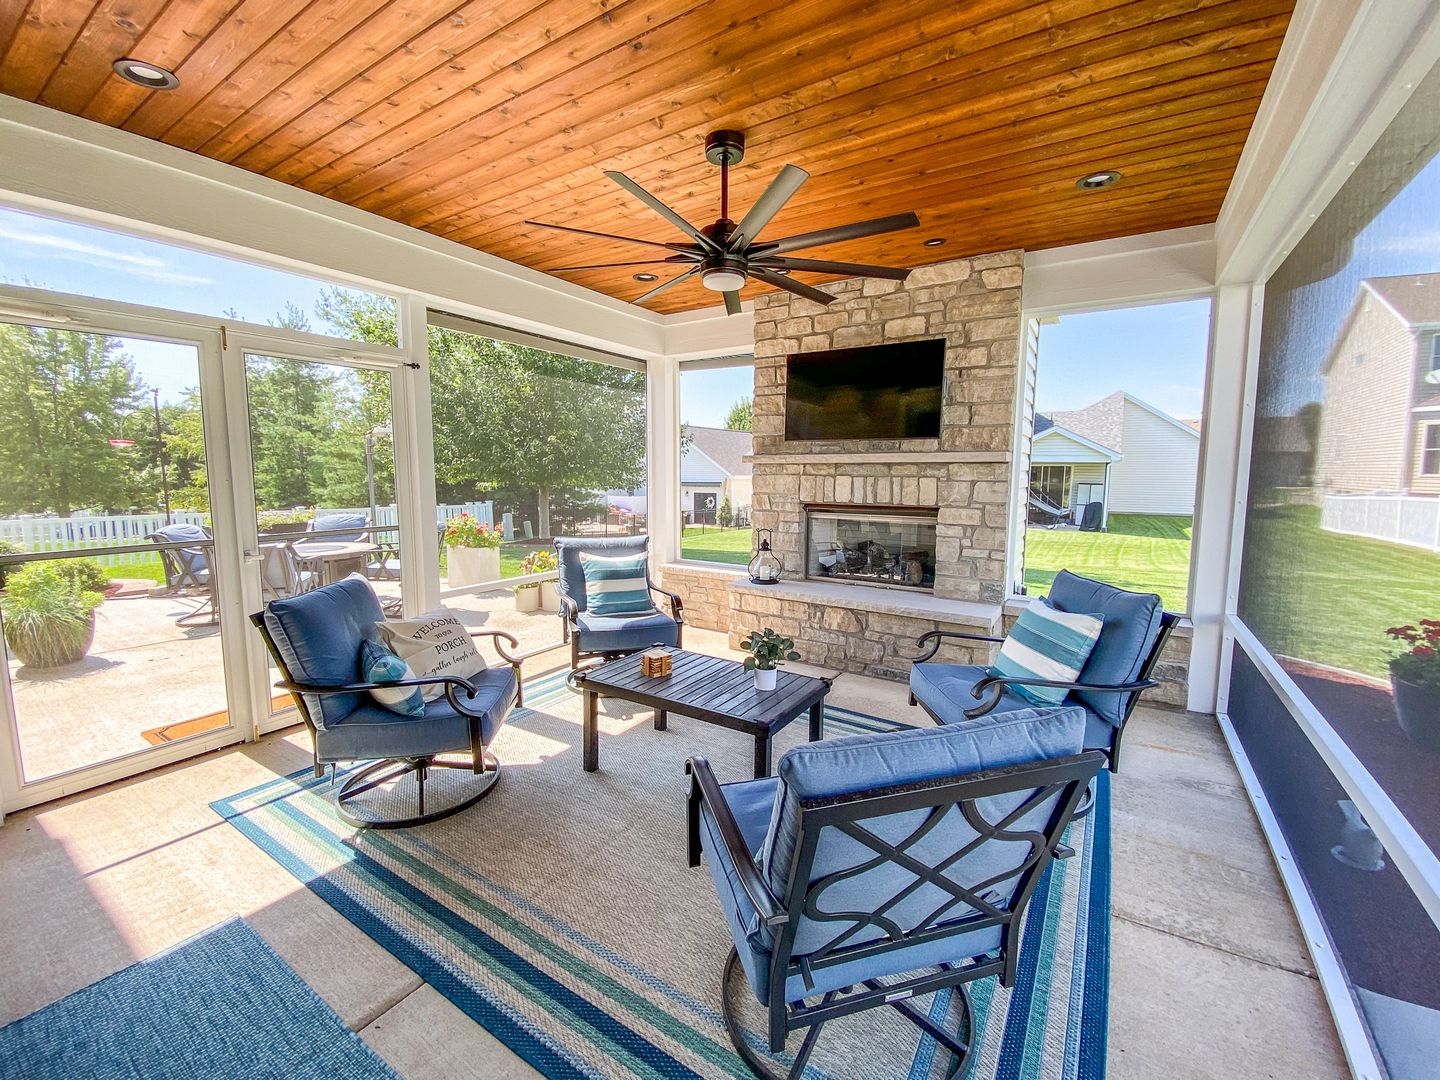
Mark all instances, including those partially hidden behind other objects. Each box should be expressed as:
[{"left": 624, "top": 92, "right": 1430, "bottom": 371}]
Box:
[
  {"left": 258, "top": 508, "right": 313, "bottom": 538},
  {"left": 2, "top": 563, "right": 104, "bottom": 669},
  {"left": 443, "top": 513, "right": 503, "bottom": 587},
  {"left": 1386, "top": 621, "right": 1440, "bottom": 751},
  {"left": 513, "top": 549, "right": 558, "bottom": 612},
  {"left": 741, "top": 627, "right": 800, "bottom": 691}
]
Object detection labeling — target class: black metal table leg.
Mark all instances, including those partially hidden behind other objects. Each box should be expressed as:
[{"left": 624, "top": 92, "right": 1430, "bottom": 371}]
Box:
[
  {"left": 583, "top": 688, "right": 599, "bottom": 771},
  {"left": 754, "top": 734, "right": 772, "bottom": 779},
  {"left": 654, "top": 708, "right": 667, "bottom": 731},
  {"left": 808, "top": 700, "right": 823, "bottom": 742}
]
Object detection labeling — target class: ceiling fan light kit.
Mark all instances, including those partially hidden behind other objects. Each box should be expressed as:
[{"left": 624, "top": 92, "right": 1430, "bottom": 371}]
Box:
[{"left": 529, "top": 130, "right": 922, "bottom": 314}]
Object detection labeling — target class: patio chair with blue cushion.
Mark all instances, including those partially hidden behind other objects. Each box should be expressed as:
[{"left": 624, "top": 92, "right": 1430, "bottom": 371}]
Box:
[
  {"left": 687, "top": 705, "right": 1103, "bottom": 1079},
  {"left": 250, "top": 576, "right": 524, "bottom": 828},
  {"left": 148, "top": 523, "right": 217, "bottom": 626},
  {"left": 310, "top": 512, "right": 369, "bottom": 541},
  {"left": 553, "top": 535, "right": 683, "bottom": 670},
  {"left": 907, "top": 569, "right": 1179, "bottom": 777},
  {"left": 258, "top": 540, "right": 316, "bottom": 602}
]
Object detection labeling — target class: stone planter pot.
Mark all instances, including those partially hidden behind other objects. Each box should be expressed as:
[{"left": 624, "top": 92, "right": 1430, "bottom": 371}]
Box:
[
  {"left": 1392, "top": 673, "right": 1440, "bottom": 751},
  {"left": 540, "top": 579, "right": 561, "bottom": 612},
  {"left": 753, "top": 666, "right": 777, "bottom": 691},
  {"left": 260, "top": 522, "right": 309, "bottom": 539},
  {"left": 514, "top": 586, "right": 541, "bottom": 613},
  {"left": 446, "top": 545, "right": 501, "bottom": 588},
  {"left": 5, "top": 611, "right": 96, "bottom": 669}
]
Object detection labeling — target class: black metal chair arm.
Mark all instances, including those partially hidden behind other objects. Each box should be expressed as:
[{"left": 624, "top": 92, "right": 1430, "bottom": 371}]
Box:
[
  {"left": 962, "top": 673, "right": 1159, "bottom": 721},
  {"left": 907, "top": 628, "right": 1007, "bottom": 663},
  {"left": 647, "top": 575, "right": 684, "bottom": 622},
  {"left": 467, "top": 628, "right": 523, "bottom": 665},
  {"left": 557, "top": 594, "right": 580, "bottom": 621},
  {"left": 685, "top": 756, "right": 788, "bottom": 928},
  {"left": 274, "top": 672, "right": 491, "bottom": 716}
]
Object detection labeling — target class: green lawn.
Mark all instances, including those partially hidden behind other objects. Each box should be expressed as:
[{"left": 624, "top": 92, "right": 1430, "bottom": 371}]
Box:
[
  {"left": 1025, "top": 514, "right": 1193, "bottom": 613},
  {"left": 680, "top": 526, "right": 751, "bottom": 565},
  {"left": 1241, "top": 504, "right": 1440, "bottom": 679}
]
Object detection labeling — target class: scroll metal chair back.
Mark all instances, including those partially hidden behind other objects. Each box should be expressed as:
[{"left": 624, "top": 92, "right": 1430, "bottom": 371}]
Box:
[{"left": 687, "top": 709, "right": 1104, "bottom": 1079}]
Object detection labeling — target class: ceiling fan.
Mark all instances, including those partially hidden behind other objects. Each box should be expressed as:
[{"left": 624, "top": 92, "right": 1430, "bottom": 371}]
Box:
[{"left": 526, "top": 130, "right": 921, "bottom": 315}]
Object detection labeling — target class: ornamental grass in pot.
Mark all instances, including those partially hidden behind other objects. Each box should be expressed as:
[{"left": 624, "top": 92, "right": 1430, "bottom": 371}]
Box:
[
  {"left": 1386, "top": 620, "right": 1440, "bottom": 751},
  {"left": 741, "top": 628, "right": 800, "bottom": 691},
  {"left": 2, "top": 563, "right": 104, "bottom": 669}
]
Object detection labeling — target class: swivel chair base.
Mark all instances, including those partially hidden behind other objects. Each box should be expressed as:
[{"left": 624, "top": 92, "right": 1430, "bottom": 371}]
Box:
[
  {"left": 719, "top": 949, "right": 976, "bottom": 1080},
  {"left": 334, "top": 751, "right": 500, "bottom": 829}
]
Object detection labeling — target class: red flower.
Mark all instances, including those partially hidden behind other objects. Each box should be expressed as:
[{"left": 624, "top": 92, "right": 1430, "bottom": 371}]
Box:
[{"left": 1414, "top": 646, "right": 1436, "bottom": 657}]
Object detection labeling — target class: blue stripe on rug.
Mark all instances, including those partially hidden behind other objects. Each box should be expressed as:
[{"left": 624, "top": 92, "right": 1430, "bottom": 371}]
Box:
[{"left": 0, "top": 918, "right": 397, "bottom": 1080}]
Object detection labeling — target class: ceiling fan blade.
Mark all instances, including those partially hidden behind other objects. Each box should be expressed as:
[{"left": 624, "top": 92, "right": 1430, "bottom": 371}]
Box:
[
  {"left": 549, "top": 256, "right": 693, "bottom": 272},
  {"left": 763, "top": 212, "right": 922, "bottom": 256},
  {"left": 604, "top": 171, "right": 720, "bottom": 252},
  {"left": 731, "top": 164, "right": 809, "bottom": 250},
  {"left": 633, "top": 267, "right": 700, "bottom": 304},
  {"left": 523, "top": 219, "right": 693, "bottom": 253},
  {"left": 750, "top": 267, "right": 836, "bottom": 307},
  {"left": 723, "top": 290, "right": 742, "bottom": 316},
  {"left": 758, "top": 256, "right": 911, "bottom": 280}
]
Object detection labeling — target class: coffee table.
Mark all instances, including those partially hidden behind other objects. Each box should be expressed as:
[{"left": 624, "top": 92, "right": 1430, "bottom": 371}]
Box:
[{"left": 572, "top": 649, "right": 833, "bottom": 778}]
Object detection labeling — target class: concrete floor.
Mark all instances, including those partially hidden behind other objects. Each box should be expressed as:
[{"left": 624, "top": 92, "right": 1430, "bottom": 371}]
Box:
[{"left": 0, "top": 626, "right": 1347, "bottom": 1079}]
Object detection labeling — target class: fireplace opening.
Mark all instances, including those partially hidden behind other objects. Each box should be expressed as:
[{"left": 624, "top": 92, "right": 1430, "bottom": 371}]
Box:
[{"left": 805, "top": 506, "right": 939, "bottom": 591}]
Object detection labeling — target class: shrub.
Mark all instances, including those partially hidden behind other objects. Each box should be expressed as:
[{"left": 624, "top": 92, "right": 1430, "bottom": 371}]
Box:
[
  {"left": 56, "top": 558, "right": 108, "bottom": 595},
  {"left": 718, "top": 496, "right": 733, "bottom": 528},
  {"left": 2, "top": 563, "right": 103, "bottom": 668}
]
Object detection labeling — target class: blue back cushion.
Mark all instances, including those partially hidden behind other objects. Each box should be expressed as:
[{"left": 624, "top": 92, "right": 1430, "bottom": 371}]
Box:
[
  {"left": 988, "top": 598, "right": 1102, "bottom": 705},
  {"left": 262, "top": 577, "right": 383, "bottom": 728},
  {"left": 312, "top": 513, "right": 368, "bottom": 541},
  {"left": 554, "top": 536, "right": 650, "bottom": 612},
  {"left": 1046, "top": 569, "right": 1163, "bottom": 726},
  {"left": 760, "top": 707, "right": 1085, "bottom": 957},
  {"left": 579, "top": 551, "right": 654, "bottom": 616},
  {"left": 154, "top": 523, "right": 209, "bottom": 574}
]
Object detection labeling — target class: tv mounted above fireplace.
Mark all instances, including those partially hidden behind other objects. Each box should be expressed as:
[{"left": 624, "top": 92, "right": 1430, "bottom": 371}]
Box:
[{"left": 785, "top": 339, "right": 944, "bottom": 441}]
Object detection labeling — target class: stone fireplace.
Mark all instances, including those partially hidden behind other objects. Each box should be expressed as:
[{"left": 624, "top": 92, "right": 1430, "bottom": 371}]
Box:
[{"left": 805, "top": 506, "right": 938, "bottom": 591}]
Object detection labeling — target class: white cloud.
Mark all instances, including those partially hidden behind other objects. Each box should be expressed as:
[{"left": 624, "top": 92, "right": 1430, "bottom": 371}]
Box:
[{"left": 0, "top": 221, "right": 215, "bottom": 285}]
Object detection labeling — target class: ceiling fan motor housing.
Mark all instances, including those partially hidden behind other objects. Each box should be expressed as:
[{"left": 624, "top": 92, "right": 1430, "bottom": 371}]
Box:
[
  {"left": 701, "top": 254, "right": 748, "bottom": 292},
  {"left": 704, "top": 130, "right": 746, "bottom": 166}
]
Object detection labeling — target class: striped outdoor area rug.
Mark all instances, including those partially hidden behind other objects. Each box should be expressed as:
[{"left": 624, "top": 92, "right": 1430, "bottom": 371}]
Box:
[{"left": 214, "top": 671, "right": 1110, "bottom": 1080}]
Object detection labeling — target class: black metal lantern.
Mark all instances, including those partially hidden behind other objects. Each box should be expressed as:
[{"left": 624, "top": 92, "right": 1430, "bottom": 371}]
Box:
[{"left": 748, "top": 528, "right": 784, "bottom": 585}]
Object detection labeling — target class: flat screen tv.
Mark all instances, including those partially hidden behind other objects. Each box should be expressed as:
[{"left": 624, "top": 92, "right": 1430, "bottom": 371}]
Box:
[{"left": 785, "top": 339, "right": 944, "bottom": 441}]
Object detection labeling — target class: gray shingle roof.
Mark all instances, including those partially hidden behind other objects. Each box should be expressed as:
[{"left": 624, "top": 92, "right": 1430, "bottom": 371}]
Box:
[
  {"left": 684, "top": 425, "right": 753, "bottom": 477},
  {"left": 1366, "top": 273, "right": 1440, "bottom": 328},
  {"left": 1039, "top": 391, "right": 1126, "bottom": 453}
]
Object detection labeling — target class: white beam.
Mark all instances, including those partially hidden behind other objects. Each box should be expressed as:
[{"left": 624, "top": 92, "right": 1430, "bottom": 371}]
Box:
[{"left": 1021, "top": 225, "right": 1216, "bottom": 314}]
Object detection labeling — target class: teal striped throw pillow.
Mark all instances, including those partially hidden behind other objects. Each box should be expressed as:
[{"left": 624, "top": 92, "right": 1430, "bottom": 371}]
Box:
[
  {"left": 580, "top": 551, "right": 655, "bottom": 616},
  {"left": 989, "top": 599, "right": 1103, "bottom": 706},
  {"left": 359, "top": 638, "right": 426, "bottom": 717}
]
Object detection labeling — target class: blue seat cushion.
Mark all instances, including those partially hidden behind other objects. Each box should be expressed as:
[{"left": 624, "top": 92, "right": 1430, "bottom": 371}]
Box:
[
  {"left": 574, "top": 609, "right": 678, "bottom": 653},
  {"left": 910, "top": 662, "right": 1112, "bottom": 752},
  {"left": 1046, "top": 569, "right": 1163, "bottom": 727},
  {"left": 262, "top": 577, "right": 383, "bottom": 728},
  {"left": 312, "top": 513, "right": 368, "bottom": 541},
  {"left": 554, "top": 536, "right": 650, "bottom": 612},
  {"left": 318, "top": 666, "right": 515, "bottom": 763}
]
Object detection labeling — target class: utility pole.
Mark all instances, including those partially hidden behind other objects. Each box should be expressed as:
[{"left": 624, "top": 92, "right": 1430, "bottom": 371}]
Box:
[{"left": 152, "top": 388, "right": 172, "bottom": 525}]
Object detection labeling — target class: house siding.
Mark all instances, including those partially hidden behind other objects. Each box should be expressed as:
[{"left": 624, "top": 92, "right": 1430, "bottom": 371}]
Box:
[
  {"left": 1107, "top": 403, "right": 1199, "bottom": 515},
  {"left": 1068, "top": 462, "right": 1108, "bottom": 518},
  {"left": 1315, "top": 296, "right": 1416, "bottom": 493}
]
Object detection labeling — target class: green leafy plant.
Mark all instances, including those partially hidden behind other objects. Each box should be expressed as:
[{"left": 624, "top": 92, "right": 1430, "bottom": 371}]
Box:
[
  {"left": 741, "top": 627, "right": 800, "bottom": 672},
  {"left": 515, "top": 547, "right": 558, "bottom": 589},
  {"left": 2, "top": 563, "right": 103, "bottom": 668},
  {"left": 55, "top": 558, "right": 108, "bottom": 595},
  {"left": 1387, "top": 621, "right": 1440, "bottom": 688},
  {"left": 258, "top": 508, "right": 313, "bottom": 529},
  {"left": 718, "top": 496, "right": 733, "bottom": 528},
  {"left": 443, "top": 513, "right": 503, "bottom": 549}
]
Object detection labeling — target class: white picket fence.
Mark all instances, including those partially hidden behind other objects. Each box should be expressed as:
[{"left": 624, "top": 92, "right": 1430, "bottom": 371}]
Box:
[
  {"left": 1321, "top": 493, "right": 1440, "bottom": 553},
  {"left": 0, "top": 501, "right": 494, "bottom": 569}
]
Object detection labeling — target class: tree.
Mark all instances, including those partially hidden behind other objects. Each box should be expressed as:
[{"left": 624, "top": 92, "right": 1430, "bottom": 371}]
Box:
[
  {"left": 718, "top": 495, "right": 733, "bottom": 528},
  {"left": 320, "top": 289, "right": 646, "bottom": 536},
  {"left": 0, "top": 324, "right": 146, "bottom": 516},
  {"left": 724, "top": 396, "right": 753, "bottom": 431}
]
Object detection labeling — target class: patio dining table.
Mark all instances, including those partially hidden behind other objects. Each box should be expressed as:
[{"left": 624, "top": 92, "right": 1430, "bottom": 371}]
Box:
[{"left": 292, "top": 540, "right": 379, "bottom": 586}]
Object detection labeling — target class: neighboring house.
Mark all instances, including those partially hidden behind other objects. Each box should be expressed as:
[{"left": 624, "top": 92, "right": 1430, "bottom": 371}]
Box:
[
  {"left": 1030, "top": 392, "right": 1202, "bottom": 524},
  {"left": 1315, "top": 274, "right": 1440, "bottom": 496},
  {"left": 681, "top": 426, "right": 753, "bottom": 524}
]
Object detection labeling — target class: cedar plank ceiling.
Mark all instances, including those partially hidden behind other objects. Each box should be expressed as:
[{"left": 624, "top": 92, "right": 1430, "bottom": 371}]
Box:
[{"left": 0, "top": 0, "right": 1295, "bottom": 314}]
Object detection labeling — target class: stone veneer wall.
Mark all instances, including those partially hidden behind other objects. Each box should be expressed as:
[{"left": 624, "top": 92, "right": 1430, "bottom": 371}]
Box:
[{"left": 748, "top": 251, "right": 1024, "bottom": 604}]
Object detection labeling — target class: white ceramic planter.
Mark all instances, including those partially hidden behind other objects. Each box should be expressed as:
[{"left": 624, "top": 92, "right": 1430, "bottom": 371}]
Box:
[
  {"left": 753, "top": 667, "right": 778, "bottom": 691},
  {"left": 446, "top": 545, "right": 501, "bottom": 588},
  {"left": 539, "top": 579, "right": 561, "bottom": 612},
  {"left": 514, "top": 586, "right": 541, "bottom": 612}
]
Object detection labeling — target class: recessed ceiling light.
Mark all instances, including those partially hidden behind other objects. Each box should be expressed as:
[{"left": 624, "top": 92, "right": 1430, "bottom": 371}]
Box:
[
  {"left": 633, "top": 272, "right": 658, "bottom": 282},
  {"left": 1076, "top": 170, "right": 1121, "bottom": 191},
  {"left": 112, "top": 58, "right": 180, "bottom": 90},
  {"left": 923, "top": 237, "right": 946, "bottom": 247}
]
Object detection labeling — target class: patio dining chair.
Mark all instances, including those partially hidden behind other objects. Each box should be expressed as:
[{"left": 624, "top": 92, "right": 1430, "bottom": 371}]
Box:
[
  {"left": 250, "top": 576, "right": 525, "bottom": 828},
  {"left": 906, "top": 569, "right": 1178, "bottom": 778},
  {"left": 688, "top": 705, "right": 1102, "bottom": 1079},
  {"left": 258, "top": 540, "right": 316, "bottom": 602},
  {"left": 553, "top": 535, "right": 683, "bottom": 669},
  {"left": 148, "top": 523, "right": 217, "bottom": 626}
]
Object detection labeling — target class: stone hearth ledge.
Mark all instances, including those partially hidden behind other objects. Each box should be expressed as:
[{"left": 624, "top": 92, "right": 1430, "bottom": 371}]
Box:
[{"left": 729, "top": 577, "right": 999, "bottom": 627}]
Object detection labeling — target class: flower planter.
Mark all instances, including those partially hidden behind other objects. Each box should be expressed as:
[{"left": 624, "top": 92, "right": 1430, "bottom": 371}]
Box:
[
  {"left": 753, "top": 666, "right": 777, "bottom": 691},
  {"left": 446, "top": 545, "right": 501, "bottom": 588},
  {"left": 5, "top": 611, "right": 96, "bottom": 669},
  {"left": 540, "top": 579, "right": 561, "bottom": 612},
  {"left": 1392, "top": 674, "right": 1440, "bottom": 752},
  {"left": 514, "top": 586, "right": 541, "bottom": 613}
]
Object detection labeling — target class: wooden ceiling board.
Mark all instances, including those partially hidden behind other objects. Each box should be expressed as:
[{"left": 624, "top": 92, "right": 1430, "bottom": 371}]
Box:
[{"left": 0, "top": 0, "right": 1297, "bottom": 313}]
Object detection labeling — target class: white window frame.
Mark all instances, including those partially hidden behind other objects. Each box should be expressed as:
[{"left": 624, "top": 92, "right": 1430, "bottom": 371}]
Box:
[{"left": 1421, "top": 421, "right": 1440, "bottom": 475}]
